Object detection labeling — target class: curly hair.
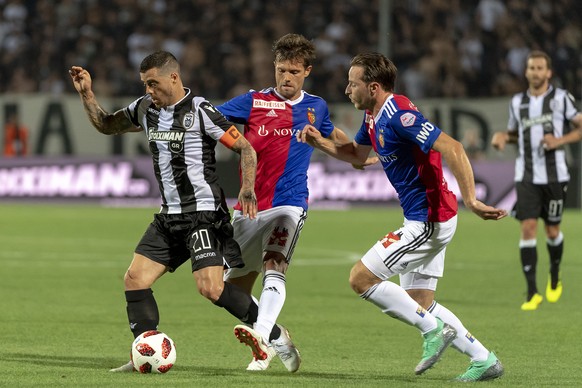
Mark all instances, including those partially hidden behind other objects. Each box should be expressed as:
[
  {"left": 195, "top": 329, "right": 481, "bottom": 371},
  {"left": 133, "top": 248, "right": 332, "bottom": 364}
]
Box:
[{"left": 272, "top": 34, "right": 316, "bottom": 68}]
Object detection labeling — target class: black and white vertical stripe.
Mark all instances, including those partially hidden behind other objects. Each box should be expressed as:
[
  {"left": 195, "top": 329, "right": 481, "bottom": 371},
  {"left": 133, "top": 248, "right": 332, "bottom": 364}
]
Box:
[
  {"left": 508, "top": 85, "right": 579, "bottom": 184},
  {"left": 124, "top": 88, "right": 231, "bottom": 214}
]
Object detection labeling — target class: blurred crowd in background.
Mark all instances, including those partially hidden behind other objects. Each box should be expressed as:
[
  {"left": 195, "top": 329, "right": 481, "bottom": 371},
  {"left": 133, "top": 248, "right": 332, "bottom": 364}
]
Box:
[{"left": 0, "top": 0, "right": 581, "bottom": 102}]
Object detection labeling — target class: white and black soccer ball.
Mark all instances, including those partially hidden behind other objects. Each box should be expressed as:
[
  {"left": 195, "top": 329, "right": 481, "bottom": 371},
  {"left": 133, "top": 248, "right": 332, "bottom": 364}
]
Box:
[{"left": 131, "top": 330, "right": 176, "bottom": 373}]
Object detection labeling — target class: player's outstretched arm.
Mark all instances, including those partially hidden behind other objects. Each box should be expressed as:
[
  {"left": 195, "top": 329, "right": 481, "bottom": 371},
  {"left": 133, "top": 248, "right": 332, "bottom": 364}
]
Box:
[
  {"left": 69, "top": 66, "right": 137, "bottom": 135},
  {"left": 434, "top": 132, "right": 507, "bottom": 221},
  {"left": 226, "top": 128, "right": 257, "bottom": 219},
  {"left": 328, "top": 127, "right": 378, "bottom": 170},
  {"left": 297, "top": 124, "right": 371, "bottom": 165},
  {"left": 491, "top": 129, "right": 518, "bottom": 151}
]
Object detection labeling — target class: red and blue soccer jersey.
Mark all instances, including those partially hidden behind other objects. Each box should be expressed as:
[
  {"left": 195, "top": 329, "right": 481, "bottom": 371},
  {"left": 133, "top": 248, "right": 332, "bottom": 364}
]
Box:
[
  {"left": 217, "top": 88, "right": 335, "bottom": 211},
  {"left": 354, "top": 94, "right": 457, "bottom": 222}
]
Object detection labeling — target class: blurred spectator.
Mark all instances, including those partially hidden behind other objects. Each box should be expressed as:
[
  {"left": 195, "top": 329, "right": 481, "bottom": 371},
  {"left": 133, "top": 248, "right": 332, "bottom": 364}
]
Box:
[
  {"left": 0, "top": 0, "right": 579, "bottom": 101},
  {"left": 3, "top": 110, "right": 28, "bottom": 157}
]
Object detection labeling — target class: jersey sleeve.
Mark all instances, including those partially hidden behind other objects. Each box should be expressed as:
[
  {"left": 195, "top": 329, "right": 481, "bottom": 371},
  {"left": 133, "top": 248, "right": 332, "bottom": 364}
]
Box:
[
  {"left": 507, "top": 96, "right": 518, "bottom": 132},
  {"left": 216, "top": 92, "right": 253, "bottom": 124},
  {"left": 564, "top": 92, "right": 580, "bottom": 121},
  {"left": 123, "top": 96, "right": 146, "bottom": 127},
  {"left": 353, "top": 114, "right": 371, "bottom": 146},
  {"left": 197, "top": 100, "right": 238, "bottom": 143},
  {"left": 317, "top": 103, "right": 335, "bottom": 138},
  {"left": 391, "top": 110, "right": 441, "bottom": 153}
]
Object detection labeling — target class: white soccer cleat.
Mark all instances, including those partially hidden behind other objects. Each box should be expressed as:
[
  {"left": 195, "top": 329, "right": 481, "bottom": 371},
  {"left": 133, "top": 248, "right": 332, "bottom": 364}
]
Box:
[
  {"left": 109, "top": 360, "right": 135, "bottom": 372},
  {"left": 246, "top": 344, "right": 276, "bottom": 371},
  {"left": 271, "top": 324, "right": 301, "bottom": 373},
  {"left": 234, "top": 324, "right": 270, "bottom": 361}
]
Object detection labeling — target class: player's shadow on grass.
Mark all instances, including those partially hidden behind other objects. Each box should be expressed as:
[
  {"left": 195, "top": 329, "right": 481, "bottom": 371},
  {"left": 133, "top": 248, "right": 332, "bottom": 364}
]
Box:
[
  {"left": 3, "top": 352, "right": 126, "bottom": 370},
  {"left": 178, "top": 365, "right": 450, "bottom": 383}
]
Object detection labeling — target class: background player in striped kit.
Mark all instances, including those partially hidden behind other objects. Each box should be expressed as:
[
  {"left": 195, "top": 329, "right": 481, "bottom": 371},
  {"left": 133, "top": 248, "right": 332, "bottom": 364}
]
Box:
[
  {"left": 299, "top": 52, "right": 506, "bottom": 382},
  {"left": 491, "top": 50, "right": 582, "bottom": 311},
  {"left": 70, "top": 51, "right": 261, "bottom": 372},
  {"left": 217, "top": 34, "right": 362, "bottom": 372}
]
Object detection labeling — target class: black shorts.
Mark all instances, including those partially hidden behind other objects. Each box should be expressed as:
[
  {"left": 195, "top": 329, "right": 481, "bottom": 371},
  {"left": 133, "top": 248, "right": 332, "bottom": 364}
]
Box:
[
  {"left": 135, "top": 211, "right": 244, "bottom": 272},
  {"left": 513, "top": 181, "right": 568, "bottom": 225}
]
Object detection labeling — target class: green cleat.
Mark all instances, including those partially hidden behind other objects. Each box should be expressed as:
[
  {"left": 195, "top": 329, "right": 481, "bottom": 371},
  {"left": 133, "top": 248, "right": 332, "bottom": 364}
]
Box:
[
  {"left": 455, "top": 352, "right": 504, "bottom": 382},
  {"left": 414, "top": 318, "right": 457, "bottom": 375}
]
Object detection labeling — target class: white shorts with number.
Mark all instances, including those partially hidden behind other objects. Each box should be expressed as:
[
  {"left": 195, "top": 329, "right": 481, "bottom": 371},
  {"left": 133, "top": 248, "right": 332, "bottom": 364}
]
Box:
[
  {"left": 361, "top": 216, "right": 457, "bottom": 291},
  {"left": 225, "top": 206, "right": 307, "bottom": 279}
]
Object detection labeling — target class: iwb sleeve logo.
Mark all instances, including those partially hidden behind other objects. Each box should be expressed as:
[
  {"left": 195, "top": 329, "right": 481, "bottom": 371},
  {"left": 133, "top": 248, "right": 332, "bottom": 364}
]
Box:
[{"left": 400, "top": 112, "right": 416, "bottom": 127}]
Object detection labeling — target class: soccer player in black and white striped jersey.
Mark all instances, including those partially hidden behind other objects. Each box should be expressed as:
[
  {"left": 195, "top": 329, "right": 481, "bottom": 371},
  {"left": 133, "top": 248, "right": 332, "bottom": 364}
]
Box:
[
  {"left": 70, "top": 51, "right": 262, "bottom": 372},
  {"left": 492, "top": 50, "right": 582, "bottom": 311}
]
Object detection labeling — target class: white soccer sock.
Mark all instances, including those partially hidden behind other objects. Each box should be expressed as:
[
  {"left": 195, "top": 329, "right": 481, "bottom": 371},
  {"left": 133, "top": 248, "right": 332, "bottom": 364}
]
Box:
[
  {"left": 362, "top": 281, "right": 437, "bottom": 334},
  {"left": 254, "top": 270, "right": 286, "bottom": 340},
  {"left": 428, "top": 301, "right": 489, "bottom": 362}
]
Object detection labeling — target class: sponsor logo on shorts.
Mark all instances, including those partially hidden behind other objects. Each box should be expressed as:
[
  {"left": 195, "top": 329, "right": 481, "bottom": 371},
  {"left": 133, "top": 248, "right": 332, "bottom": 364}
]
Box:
[
  {"left": 268, "top": 226, "right": 289, "bottom": 247},
  {"left": 194, "top": 251, "right": 217, "bottom": 260},
  {"left": 380, "top": 231, "right": 402, "bottom": 248}
]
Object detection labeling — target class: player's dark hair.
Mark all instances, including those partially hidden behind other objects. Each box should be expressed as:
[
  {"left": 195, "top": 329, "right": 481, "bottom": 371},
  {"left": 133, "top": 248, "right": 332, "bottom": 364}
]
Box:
[
  {"left": 272, "top": 33, "right": 316, "bottom": 68},
  {"left": 350, "top": 52, "right": 397, "bottom": 92},
  {"left": 527, "top": 50, "right": 552, "bottom": 70},
  {"left": 140, "top": 51, "right": 180, "bottom": 74}
]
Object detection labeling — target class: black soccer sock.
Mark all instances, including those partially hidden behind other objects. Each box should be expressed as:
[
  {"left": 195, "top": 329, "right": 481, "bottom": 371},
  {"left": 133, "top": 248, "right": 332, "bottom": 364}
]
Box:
[
  {"left": 520, "top": 246, "right": 538, "bottom": 299},
  {"left": 214, "top": 282, "right": 258, "bottom": 324},
  {"left": 547, "top": 236, "right": 564, "bottom": 288},
  {"left": 125, "top": 288, "right": 159, "bottom": 338},
  {"left": 214, "top": 283, "right": 281, "bottom": 341}
]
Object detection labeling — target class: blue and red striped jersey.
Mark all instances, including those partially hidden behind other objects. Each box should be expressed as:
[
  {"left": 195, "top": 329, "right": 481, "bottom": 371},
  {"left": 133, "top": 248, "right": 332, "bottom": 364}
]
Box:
[
  {"left": 218, "top": 88, "right": 335, "bottom": 211},
  {"left": 354, "top": 94, "right": 457, "bottom": 222}
]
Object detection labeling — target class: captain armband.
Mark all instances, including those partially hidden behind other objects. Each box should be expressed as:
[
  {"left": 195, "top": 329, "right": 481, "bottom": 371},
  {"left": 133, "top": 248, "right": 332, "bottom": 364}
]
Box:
[{"left": 219, "top": 125, "right": 242, "bottom": 149}]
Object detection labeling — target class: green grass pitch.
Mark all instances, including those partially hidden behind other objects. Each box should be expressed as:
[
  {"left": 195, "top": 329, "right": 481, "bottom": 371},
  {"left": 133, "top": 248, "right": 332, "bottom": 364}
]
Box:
[{"left": 1, "top": 204, "right": 580, "bottom": 387}]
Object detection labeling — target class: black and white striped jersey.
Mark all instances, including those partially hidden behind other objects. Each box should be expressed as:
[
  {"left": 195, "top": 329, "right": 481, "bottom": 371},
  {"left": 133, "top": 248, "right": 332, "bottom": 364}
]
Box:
[
  {"left": 507, "top": 85, "right": 580, "bottom": 184},
  {"left": 124, "top": 88, "right": 232, "bottom": 214}
]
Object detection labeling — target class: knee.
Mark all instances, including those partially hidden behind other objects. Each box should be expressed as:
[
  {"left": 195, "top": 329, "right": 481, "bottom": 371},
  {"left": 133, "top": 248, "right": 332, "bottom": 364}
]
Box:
[
  {"left": 263, "top": 253, "right": 287, "bottom": 273},
  {"left": 124, "top": 269, "right": 148, "bottom": 290},
  {"left": 349, "top": 266, "right": 368, "bottom": 294},
  {"left": 521, "top": 220, "right": 538, "bottom": 240},
  {"left": 546, "top": 226, "right": 561, "bottom": 240}
]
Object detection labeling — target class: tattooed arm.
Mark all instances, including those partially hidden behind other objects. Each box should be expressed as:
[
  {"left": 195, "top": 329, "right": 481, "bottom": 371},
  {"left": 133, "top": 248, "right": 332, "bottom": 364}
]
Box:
[
  {"left": 69, "top": 66, "right": 141, "bottom": 135},
  {"left": 226, "top": 127, "right": 257, "bottom": 219}
]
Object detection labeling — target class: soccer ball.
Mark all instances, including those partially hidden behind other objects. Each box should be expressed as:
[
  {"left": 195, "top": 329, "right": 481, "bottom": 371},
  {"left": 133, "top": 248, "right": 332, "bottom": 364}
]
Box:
[{"left": 131, "top": 330, "right": 176, "bottom": 373}]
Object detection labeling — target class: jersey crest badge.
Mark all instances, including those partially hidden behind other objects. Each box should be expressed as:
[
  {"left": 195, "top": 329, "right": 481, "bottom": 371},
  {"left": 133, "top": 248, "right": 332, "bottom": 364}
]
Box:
[
  {"left": 307, "top": 107, "right": 316, "bottom": 124},
  {"left": 378, "top": 134, "right": 385, "bottom": 148},
  {"left": 183, "top": 112, "right": 194, "bottom": 129},
  {"left": 400, "top": 112, "right": 416, "bottom": 127}
]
